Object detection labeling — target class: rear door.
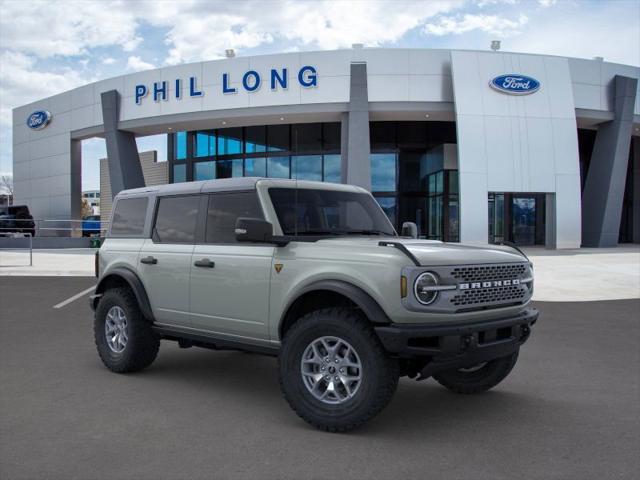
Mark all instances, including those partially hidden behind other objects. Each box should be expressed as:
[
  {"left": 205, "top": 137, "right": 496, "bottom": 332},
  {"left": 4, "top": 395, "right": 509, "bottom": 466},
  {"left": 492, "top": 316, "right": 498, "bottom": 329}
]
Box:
[
  {"left": 138, "top": 194, "right": 203, "bottom": 328},
  {"left": 190, "top": 191, "right": 274, "bottom": 340}
]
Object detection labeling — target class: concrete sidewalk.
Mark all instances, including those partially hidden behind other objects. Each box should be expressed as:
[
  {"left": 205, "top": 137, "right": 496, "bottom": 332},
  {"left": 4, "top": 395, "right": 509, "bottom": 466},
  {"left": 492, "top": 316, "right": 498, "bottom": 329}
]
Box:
[{"left": 0, "top": 245, "right": 638, "bottom": 302}]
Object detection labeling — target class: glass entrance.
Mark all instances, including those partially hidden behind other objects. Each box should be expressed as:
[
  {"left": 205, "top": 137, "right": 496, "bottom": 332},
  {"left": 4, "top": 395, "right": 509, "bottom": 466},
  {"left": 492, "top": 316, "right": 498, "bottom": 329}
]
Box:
[
  {"left": 489, "top": 192, "right": 546, "bottom": 246},
  {"left": 511, "top": 196, "right": 536, "bottom": 245}
]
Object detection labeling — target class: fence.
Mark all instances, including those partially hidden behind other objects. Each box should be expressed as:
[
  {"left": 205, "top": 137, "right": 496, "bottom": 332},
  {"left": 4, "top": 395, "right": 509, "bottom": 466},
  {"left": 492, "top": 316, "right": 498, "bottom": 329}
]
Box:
[{"left": 0, "top": 232, "right": 33, "bottom": 266}]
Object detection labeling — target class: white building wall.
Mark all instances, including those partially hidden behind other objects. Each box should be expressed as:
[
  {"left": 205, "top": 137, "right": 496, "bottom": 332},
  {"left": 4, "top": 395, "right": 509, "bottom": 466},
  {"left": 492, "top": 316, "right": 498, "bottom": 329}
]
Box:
[{"left": 451, "top": 51, "right": 582, "bottom": 248}]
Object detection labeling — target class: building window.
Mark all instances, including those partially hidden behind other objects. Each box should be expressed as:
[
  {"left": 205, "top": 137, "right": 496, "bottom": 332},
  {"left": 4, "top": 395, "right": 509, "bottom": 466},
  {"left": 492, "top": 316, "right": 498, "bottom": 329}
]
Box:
[
  {"left": 173, "top": 164, "right": 186, "bottom": 183},
  {"left": 175, "top": 131, "right": 187, "bottom": 160},
  {"left": 323, "top": 154, "right": 341, "bottom": 183},
  {"left": 371, "top": 153, "right": 397, "bottom": 192},
  {"left": 245, "top": 157, "right": 267, "bottom": 177},
  {"left": 194, "top": 161, "right": 215, "bottom": 181},
  {"left": 267, "top": 156, "right": 290, "bottom": 178},
  {"left": 195, "top": 131, "right": 215, "bottom": 158},
  {"left": 245, "top": 126, "right": 267, "bottom": 153},
  {"left": 292, "top": 155, "right": 322, "bottom": 181},
  {"left": 218, "top": 127, "right": 243, "bottom": 155}
]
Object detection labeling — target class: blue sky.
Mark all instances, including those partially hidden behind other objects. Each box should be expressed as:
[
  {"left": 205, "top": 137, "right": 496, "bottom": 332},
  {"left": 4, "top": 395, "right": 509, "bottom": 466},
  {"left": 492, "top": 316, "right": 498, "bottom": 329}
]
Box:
[{"left": 1, "top": 0, "right": 639, "bottom": 192}]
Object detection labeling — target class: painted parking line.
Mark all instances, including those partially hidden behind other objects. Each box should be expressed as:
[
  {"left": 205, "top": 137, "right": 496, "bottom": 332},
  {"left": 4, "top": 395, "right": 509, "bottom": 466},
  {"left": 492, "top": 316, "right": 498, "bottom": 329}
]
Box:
[{"left": 53, "top": 285, "right": 96, "bottom": 309}]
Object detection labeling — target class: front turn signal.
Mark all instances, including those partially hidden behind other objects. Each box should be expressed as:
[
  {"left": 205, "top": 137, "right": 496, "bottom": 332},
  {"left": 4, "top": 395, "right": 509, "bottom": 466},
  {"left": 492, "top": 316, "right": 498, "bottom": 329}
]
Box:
[{"left": 400, "top": 275, "right": 407, "bottom": 298}]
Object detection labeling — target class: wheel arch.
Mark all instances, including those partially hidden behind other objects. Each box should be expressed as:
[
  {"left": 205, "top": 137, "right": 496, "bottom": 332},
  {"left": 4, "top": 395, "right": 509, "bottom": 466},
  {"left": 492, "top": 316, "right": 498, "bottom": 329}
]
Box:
[
  {"left": 93, "top": 267, "right": 154, "bottom": 322},
  {"left": 279, "top": 280, "right": 391, "bottom": 340}
]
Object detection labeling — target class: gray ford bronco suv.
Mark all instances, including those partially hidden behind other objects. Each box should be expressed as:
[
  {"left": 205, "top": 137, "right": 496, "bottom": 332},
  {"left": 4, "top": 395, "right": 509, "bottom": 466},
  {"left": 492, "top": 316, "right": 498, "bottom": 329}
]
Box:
[{"left": 91, "top": 177, "right": 537, "bottom": 432}]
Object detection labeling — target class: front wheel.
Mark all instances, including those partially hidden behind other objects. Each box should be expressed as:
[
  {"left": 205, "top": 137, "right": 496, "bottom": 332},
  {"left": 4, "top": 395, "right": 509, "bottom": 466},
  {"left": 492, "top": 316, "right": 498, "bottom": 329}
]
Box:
[
  {"left": 278, "top": 308, "right": 399, "bottom": 432},
  {"left": 433, "top": 350, "right": 519, "bottom": 394}
]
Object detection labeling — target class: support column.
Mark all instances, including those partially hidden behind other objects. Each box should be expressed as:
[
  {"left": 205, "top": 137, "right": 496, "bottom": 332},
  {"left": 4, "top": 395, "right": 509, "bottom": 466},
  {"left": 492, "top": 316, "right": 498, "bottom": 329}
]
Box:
[
  {"left": 341, "top": 63, "right": 371, "bottom": 190},
  {"left": 632, "top": 136, "right": 640, "bottom": 243},
  {"left": 545, "top": 193, "right": 557, "bottom": 249},
  {"left": 101, "top": 90, "right": 144, "bottom": 198},
  {"left": 581, "top": 75, "right": 638, "bottom": 247}
]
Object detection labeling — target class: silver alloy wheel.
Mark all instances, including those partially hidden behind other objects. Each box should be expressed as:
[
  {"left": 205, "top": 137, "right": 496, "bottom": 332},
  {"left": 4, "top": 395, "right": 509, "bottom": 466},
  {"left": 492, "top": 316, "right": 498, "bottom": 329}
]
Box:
[
  {"left": 300, "top": 336, "right": 363, "bottom": 405},
  {"left": 105, "top": 306, "right": 128, "bottom": 353}
]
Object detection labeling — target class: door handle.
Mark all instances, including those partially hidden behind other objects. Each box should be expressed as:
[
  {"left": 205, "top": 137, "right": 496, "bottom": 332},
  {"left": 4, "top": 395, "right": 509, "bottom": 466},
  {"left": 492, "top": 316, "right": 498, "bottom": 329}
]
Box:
[
  {"left": 140, "top": 256, "right": 158, "bottom": 265},
  {"left": 194, "top": 258, "right": 215, "bottom": 268}
]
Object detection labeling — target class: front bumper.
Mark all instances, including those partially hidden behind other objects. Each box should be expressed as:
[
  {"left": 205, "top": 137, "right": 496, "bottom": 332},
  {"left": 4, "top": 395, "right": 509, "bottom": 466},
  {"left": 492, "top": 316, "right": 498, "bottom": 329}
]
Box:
[{"left": 374, "top": 307, "right": 538, "bottom": 378}]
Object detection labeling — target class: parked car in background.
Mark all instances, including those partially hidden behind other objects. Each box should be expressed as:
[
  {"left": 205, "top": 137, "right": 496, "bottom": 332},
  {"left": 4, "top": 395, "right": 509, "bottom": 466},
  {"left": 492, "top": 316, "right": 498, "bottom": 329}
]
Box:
[
  {"left": 0, "top": 205, "right": 36, "bottom": 237},
  {"left": 82, "top": 215, "right": 102, "bottom": 237}
]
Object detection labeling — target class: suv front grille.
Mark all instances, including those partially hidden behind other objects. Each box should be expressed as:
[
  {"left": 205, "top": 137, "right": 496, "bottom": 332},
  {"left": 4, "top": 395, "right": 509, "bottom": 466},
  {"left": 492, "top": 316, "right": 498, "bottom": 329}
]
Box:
[
  {"left": 451, "top": 285, "right": 527, "bottom": 307},
  {"left": 450, "top": 264, "right": 527, "bottom": 283}
]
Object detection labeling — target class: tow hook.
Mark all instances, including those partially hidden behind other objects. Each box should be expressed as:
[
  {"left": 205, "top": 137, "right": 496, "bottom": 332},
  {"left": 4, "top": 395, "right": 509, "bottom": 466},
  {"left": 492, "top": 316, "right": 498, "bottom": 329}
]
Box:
[{"left": 520, "top": 325, "right": 531, "bottom": 342}]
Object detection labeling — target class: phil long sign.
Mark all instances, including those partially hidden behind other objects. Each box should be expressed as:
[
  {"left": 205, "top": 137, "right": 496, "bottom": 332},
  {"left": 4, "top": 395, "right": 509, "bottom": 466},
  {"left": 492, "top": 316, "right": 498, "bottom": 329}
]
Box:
[
  {"left": 135, "top": 65, "right": 318, "bottom": 105},
  {"left": 490, "top": 74, "right": 540, "bottom": 95}
]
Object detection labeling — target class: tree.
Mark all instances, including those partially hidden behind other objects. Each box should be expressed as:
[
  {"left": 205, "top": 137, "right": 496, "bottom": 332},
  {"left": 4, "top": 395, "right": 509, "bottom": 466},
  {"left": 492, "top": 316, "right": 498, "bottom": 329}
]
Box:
[
  {"left": 1, "top": 174, "right": 13, "bottom": 197},
  {"left": 81, "top": 198, "right": 92, "bottom": 218}
]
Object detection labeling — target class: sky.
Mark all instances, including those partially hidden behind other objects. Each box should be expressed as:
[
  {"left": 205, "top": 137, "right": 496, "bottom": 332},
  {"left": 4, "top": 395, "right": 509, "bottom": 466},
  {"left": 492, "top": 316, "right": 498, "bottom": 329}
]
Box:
[{"left": 0, "top": 0, "right": 639, "bottom": 192}]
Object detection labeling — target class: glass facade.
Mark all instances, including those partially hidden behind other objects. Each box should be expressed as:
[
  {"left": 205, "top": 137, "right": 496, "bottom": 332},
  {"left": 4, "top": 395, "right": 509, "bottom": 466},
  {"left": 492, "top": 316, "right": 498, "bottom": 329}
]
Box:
[
  {"left": 169, "top": 122, "right": 341, "bottom": 184},
  {"left": 168, "top": 120, "right": 462, "bottom": 241},
  {"left": 369, "top": 121, "right": 459, "bottom": 241}
]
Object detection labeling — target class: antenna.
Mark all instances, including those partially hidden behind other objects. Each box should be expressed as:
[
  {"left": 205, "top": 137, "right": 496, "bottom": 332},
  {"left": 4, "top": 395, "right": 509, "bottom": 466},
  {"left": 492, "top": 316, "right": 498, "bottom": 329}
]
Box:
[{"left": 294, "top": 127, "right": 298, "bottom": 237}]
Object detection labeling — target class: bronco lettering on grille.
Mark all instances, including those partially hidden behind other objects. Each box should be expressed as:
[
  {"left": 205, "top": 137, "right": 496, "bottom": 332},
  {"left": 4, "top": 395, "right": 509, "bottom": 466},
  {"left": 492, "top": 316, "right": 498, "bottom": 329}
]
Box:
[{"left": 459, "top": 279, "right": 520, "bottom": 290}]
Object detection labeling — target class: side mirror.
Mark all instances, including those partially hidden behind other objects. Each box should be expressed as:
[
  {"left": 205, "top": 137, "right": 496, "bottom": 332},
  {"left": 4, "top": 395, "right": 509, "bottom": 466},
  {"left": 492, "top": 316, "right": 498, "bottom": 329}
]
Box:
[
  {"left": 401, "top": 222, "right": 418, "bottom": 239},
  {"left": 235, "top": 217, "right": 274, "bottom": 243}
]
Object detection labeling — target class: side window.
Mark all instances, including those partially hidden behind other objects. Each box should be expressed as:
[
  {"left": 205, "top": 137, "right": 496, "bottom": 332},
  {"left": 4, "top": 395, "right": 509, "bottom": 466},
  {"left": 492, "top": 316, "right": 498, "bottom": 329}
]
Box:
[
  {"left": 110, "top": 197, "right": 148, "bottom": 236},
  {"left": 206, "top": 192, "right": 263, "bottom": 244},
  {"left": 153, "top": 195, "right": 200, "bottom": 244}
]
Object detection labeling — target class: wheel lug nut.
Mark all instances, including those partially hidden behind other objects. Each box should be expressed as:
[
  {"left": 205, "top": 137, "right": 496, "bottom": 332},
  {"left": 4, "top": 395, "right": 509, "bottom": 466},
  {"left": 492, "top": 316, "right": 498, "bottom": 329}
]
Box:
[
  {"left": 325, "top": 358, "right": 330, "bottom": 363},
  {"left": 335, "top": 359, "right": 339, "bottom": 363},
  {"left": 325, "top": 375, "right": 330, "bottom": 380},
  {"left": 334, "top": 376, "right": 339, "bottom": 380},
  {"left": 339, "top": 368, "right": 344, "bottom": 373},
  {"left": 321, "top": 366, "right": 325, "bottom": 371}
]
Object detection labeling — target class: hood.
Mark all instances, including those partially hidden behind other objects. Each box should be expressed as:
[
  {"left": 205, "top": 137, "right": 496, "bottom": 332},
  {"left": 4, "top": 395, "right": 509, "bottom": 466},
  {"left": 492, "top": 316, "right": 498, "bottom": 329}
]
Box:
[{"left": 316, "top": 237, "right": 528, "bottom": 266}]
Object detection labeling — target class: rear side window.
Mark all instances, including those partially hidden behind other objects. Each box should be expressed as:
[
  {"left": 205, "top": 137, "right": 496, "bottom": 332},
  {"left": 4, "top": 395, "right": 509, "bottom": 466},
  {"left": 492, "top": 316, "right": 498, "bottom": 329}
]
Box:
[
  {"left": 110, "top": 197, "right": 148, "bottom": 236},
  {"left": 206, "top": 192, "right": 263, "bottom": 244},
  {"left": 153, "top": 195, "right": 200, "bottom": 244}
]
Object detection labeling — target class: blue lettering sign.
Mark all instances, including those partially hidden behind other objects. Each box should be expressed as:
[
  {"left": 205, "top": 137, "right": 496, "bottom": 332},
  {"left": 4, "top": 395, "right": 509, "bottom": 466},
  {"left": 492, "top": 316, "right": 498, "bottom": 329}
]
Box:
[
  {"left": 298, "top": 66, "right": 317, "bottom": 87},
  {"left": 153, "top": 81, "right": 167, "bottom": 102},
  {"left": 270, "top": 68, "right": 287, "bottom": 90},
  {"left": 189, "top": 76, "right": 203, "bottom": 97},
  {"left": 242, "top": 70, "right": 261, "bottom": 92},
  {"left": 222, "top": 73, "right": 236, "bottom": 94},
  {"left": 135, "top": 85, "right": 148, "bottom": 104}
]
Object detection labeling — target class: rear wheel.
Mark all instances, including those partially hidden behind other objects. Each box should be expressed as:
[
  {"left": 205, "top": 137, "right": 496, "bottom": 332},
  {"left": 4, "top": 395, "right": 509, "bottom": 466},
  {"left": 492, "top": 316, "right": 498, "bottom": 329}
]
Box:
[
  {"left": 433, "top": 350, "right": 519, "bottom": 394},
  {"left": 94, "top": 287, "right": 160, "bottom": 373},
  {"left": 278, "top": 308, "right": 399, "bottom": 432}
]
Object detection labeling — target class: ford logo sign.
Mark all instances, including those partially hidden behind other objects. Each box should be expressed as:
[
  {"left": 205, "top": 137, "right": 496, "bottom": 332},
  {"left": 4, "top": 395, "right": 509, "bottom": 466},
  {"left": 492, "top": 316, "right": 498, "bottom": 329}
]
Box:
[
  {"left": 490, "top": 74, "right": 540, "bottom": 95},
  {"left": 26, "top": 110, "right": 52, "bottom": 130}
]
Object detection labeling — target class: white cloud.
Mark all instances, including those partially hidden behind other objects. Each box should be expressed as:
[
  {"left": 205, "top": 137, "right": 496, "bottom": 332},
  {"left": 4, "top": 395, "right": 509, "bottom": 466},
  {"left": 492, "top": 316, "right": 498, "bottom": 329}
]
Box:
[
  {"left": 127, "top": 0, "right": 464, "bottom": 65},
  {"left": 538, "top": 0, "right": 557, "bottom": 7},
  {"left": 0, "top": 0, "right": 142, "bottom": 58},
  {"left": 424, "top": 13, "right": 529, "bottom": 37},
  {"left": 126, "top": 55, "right": 155, "bottom": 72},
  {"left": 102, "top": 57, "right": 116, "bottom": 65}
]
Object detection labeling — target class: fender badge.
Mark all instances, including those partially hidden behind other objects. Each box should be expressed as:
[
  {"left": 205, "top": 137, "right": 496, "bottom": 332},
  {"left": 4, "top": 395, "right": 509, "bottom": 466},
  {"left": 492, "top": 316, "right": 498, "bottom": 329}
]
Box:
[{"left": 274, "top": 263, "right": 283, "bottom": 273}]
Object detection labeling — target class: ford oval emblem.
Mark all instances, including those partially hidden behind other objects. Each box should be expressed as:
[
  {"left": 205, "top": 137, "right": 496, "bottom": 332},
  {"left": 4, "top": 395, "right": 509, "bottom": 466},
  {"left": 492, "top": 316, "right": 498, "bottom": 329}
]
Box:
[
  {"left": 26, "top": 110, "right": 52, "bottom": 130},
  {"left": 490, "top": 74, "right": 540, "bottom": 95}
]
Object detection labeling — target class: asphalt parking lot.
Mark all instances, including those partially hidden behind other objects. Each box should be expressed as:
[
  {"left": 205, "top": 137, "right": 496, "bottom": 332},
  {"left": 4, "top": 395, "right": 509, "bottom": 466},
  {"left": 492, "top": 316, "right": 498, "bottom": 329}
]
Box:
[{"left": 1, "top": 277, "right": 638, "bottom": 480}]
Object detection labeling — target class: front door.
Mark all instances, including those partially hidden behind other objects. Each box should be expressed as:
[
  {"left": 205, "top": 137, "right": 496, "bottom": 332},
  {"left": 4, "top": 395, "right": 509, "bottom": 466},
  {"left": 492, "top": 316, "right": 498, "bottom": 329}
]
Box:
[
  {"left": 511, "top": 196, "right": 536, "bottom": 245},
  {"left": 138, "top": 194, "right": 201, "bottom": 327},
  {"left": 189, "top": 191, "right": 274, "bottom": 340}
]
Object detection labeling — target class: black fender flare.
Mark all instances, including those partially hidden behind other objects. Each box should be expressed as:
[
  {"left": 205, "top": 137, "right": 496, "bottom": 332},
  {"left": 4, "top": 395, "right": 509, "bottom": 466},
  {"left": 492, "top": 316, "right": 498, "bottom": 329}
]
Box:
[
  {"left": 93, "top": 267, "right": 154, "bottom": 322},
  {"left": 280, "top": 280, "right": 391, "bottom": 335}
]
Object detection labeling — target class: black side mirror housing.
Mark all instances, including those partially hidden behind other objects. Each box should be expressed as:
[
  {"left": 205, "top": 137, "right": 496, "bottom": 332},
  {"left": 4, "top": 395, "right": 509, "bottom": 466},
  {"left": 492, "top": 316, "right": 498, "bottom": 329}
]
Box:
[
  {"left": 235, "top": 217, "right": 290, "bottom": 246},
  {"left": 235, "top": 217, "right": 273, "bottom": 243}
]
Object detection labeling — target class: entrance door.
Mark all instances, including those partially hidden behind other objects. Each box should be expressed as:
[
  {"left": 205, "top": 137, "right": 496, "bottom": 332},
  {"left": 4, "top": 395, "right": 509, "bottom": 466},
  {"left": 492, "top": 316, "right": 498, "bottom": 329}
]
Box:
[{"left": 511, "top": 196, "right": 536, "bottom": 245}]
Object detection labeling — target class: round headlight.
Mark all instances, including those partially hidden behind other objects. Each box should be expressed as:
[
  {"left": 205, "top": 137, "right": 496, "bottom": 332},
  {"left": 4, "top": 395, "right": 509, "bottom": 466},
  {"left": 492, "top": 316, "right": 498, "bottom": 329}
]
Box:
[{"left": 414, "top": 272, "right": 439, "bottom": 305}]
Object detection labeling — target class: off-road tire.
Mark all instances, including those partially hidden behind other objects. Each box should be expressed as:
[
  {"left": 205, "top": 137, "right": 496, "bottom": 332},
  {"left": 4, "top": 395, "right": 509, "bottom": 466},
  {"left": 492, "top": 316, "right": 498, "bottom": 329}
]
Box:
[
  {"left": 278, "top": 308, "right": 399, "bottom": 432},
  {"left": 94, "top": 287, "right": 160, "bottom": 373},
  {"left": 433, "top": 350, "right": 519, "bottom": 394}
]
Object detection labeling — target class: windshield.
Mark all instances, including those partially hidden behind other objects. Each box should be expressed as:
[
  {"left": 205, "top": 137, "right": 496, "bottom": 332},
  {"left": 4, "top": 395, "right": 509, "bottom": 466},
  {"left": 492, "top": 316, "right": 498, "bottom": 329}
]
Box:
[{"left": 269, "top": 188, "right": 396, "bottom": 237}]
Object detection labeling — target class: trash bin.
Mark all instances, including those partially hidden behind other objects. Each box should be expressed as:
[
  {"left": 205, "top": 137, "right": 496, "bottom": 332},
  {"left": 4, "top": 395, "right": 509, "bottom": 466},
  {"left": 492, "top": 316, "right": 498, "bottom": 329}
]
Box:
[{"left": 90, "top": 237, "right": 101, "bottom": 248}]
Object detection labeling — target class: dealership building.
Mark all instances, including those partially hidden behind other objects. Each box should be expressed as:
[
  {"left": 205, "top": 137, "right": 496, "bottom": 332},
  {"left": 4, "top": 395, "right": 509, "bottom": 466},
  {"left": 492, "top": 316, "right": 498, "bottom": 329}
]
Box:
[{"left": 11, "top": 47, "right": 640, "bottom": 248}]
